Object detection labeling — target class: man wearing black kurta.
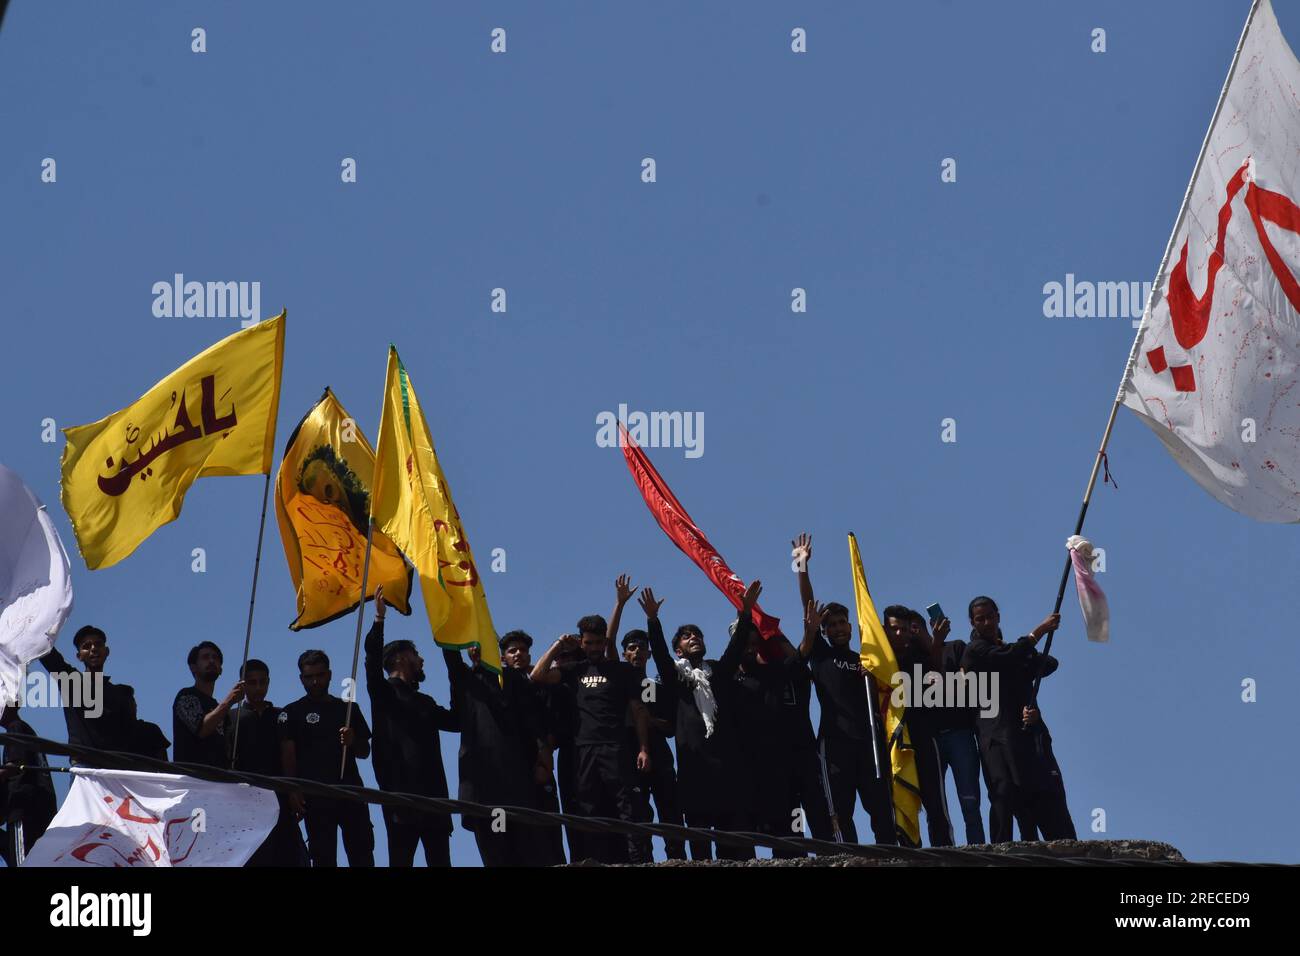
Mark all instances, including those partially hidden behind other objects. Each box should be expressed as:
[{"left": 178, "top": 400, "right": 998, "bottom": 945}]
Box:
[
  {"left": 642, "top": 590, "right": 738, "bottom": 860},
  {"left": 225, "top": 659, "right": 308, "bottom": 867},
  {"left": 364, "top": 586, "right": 459, "bottom": 867},
  {"left": 960, "top": 596, "right": 1075, "bottom": 843},
  {"left": 444, "top": 636, "right": 549, "bottom": 866},
  {"left": 39, "top": 625, "right": 169, "bottom": 763}
]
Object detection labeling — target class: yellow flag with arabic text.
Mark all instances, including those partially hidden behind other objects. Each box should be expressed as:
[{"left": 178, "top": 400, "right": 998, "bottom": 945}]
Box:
[
  {"left": 371, "top": 347, "right": 500, "bottom": 673},
  {"left": 61, "top": 312, "right": 285, "bottom": 570}
]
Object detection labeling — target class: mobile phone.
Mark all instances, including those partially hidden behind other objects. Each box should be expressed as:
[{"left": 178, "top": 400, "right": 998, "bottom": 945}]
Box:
[{"left": 926, "top": 602, "right": 945, "bottom": 624}]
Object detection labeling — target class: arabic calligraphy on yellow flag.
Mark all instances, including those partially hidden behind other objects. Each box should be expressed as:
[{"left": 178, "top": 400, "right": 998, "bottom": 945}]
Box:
[
  {"left": 371, "top": 347, "right": 500, "bottom": 674},
  {"left": 849, "top": 532, "right": 922, "bottom": 848},
  {"left": 61, "top": 312, "right": 286, "bottom": 570},
  {"left": 275, "top": 388, "right": 413, "bottom": 630}
]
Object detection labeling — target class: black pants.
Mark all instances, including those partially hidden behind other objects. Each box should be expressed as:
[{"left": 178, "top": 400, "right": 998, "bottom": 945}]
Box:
[
  {"left": 630, "top": 752, "right": 686, "bottom": 860},
  {"left": 574, "top": 742, "right": 651, "bottom": 864},
  {"left": 911, "top": 731, "right": 955, "bottom": 847},
  {"left": 683, "top": 808, "right": 755, "bottom": 861},
  {"left": 556, "top": 743, "right": 591, "bottom": 863},
  {"left": 533, "top": 771, "right": 568, "bottom": 865},
  {"left": 247, "top": 801, "right": 309, "bottom": 867},
  {"left": 304, "top": 799, "right": 374, "bottom": 867},
  {"left": 384, "top": 811, "right": 450, "bottom": 867},
  {"left": 786, "top": 744, "right": 836, "bottom": 853},
  {"left": 982, "top": 734, "right": 1076, "bottom": 843},
  {"left": 819, "top": 732, "right": 897, "bottom": 845}
]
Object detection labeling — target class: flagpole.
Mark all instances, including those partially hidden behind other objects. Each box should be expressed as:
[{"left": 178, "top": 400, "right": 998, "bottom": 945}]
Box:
[
  {"left": 1032, "top": 0, "right": 1263, "bottom": 703},
  {"left": 230, "top": 470, "right": 273, "bottom": 763},
  {"left": 340, "top": 520, "right": 376, "bottom": 779}
]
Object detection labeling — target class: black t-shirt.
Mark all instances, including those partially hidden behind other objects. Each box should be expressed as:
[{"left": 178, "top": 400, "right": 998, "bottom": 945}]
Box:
[
  {"left": 279, "top": 694, "right": 371, "bottom": 786},
  {"left": 927, "top": 640, "right": 978, "bottom": 732},
  {"left": 559, "top": 658, "right": 640, "bottom": 747},
  {"left": 805, "top": 636, "right": 873, "bottom": 741},
  {"left": 225, "top": 703, "right": 285, "bottom": 775},
  {"left": 172, "top": 687, "right": 227, "bottom": 767}
]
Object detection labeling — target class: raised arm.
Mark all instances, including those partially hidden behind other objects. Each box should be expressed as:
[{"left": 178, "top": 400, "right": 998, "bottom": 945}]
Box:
[
  {"left": 717, "top": 580, "right": 763, "bottom": 680},
  {"left": 792, "top": 532, "right": 815, "bottom": 611},
  {"left": 606, "top": 574, "right": 636, "bottom": 661},
  {"left": 799, "top": 599, "right": 826, "bottom": 660},
  {"left": 364, "top": 586, "right": 398, "bottom": 708},
  {"left": 638, "top": 588, "right": 675, "bottom": 682},
  {"left": 530, "top": 635, "right": 578, "bottom": 684}
]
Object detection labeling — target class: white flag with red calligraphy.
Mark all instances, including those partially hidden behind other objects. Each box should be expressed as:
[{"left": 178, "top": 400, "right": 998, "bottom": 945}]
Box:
[
  {"left": 23, "top": 769, "right": 278, "bottom": 867},
  {"left": 1123, "top": 0, "right": 1300, "bottom": 522}
]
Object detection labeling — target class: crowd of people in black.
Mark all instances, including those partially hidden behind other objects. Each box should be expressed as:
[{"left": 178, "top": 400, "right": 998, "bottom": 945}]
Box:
[{"left": 0, "top": 533, "right": 1076, "bottom": 867}]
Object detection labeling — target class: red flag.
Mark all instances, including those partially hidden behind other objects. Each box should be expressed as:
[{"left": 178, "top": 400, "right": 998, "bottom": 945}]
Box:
[{"left": 620, "top": 425, "right": 780, "bottom": 638}]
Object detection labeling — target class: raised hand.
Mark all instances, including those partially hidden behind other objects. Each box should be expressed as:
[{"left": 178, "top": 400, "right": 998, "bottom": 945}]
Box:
[
  {"left": 741, "top": 579, "right": 763, "bottom": 616},
  {"left": 791, "top": 532, "right": 813, "bottom": 571},
  {"left": 638, "top": 587, "right": 664, "bottom": 620},
  {"left": 615, "top": 573, "right": 636, "bottom": 607},
  {"left": 804, "top": 599, "right": 826, "bottom": 636},
  {"left": 1030, "top": 613, "right": 1061, "bottom": 641}
]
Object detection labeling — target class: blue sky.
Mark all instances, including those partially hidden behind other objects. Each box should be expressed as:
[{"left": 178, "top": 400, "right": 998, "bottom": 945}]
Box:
[{"left": 2, "top": 0, "right": 1296, "bottom": 865}]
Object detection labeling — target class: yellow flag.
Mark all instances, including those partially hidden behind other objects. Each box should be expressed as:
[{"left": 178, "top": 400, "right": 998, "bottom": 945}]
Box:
[
  {"left": 62, "top": 312, "right": 286, "bottom": 570},
  {"left": 371, "top": 347, "right": 500, "bottom": 673},
  {"left": 849, "top": 532, "right": 922, "bottom": 847},
  {"left": 275, "top": 388, "right": 413, "bottom": 629}
]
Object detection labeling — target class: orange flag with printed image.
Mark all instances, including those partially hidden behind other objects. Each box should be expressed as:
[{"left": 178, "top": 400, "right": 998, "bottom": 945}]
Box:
[{"left": 275, "top": 388, "right": 412, "bottom": 629}]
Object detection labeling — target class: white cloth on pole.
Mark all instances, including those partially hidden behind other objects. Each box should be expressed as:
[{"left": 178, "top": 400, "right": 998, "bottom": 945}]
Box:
[
  {"left": 1123, "top": 0, "right": 1300, "bottom": 522},
  {"left": 23, "top": 767, "right": 279, "bottom": 867},
  {"left": 0, "top": 463, "right": 74, "bottom": 718}
]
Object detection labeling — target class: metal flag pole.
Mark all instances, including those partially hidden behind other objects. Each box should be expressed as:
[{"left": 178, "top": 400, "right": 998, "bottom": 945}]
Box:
[
  {"left": 230, "top": 469, "right": 273, "bottom": 764},
  {"left": 1031, "top": 0, "right": 1264, "bottom": 704},
  {"left": 339, "top": 520, "right": 376, "bottom": 780}
]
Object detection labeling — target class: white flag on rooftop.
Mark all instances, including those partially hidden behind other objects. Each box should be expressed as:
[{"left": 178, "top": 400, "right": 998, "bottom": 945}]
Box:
[
  {"left": 23, "top": 768, "right": 278, "bottom": 867},
  {"left": 0, "top": 463, "right": 74, "bottom": 720},
  {"left": 1123, "top": 0, "right": 1300, "bottom": 522}
]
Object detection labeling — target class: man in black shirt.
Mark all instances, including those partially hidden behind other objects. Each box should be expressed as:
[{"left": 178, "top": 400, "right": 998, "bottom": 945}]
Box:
[
  {"left": 960, "top": 596, "right": 1075, "bottom": 843},
  {"left": 281, "top": 648, "right": 374, "bottom": 867},
  {"left": 0, "top": 704, "right": 57, "bottom": 866},
  {"left": 38, "top": 625, "right": 169, "bottom": 763},
  {"left": 716, "top": 584, "right": 818, "bottom": 857},
  {"left": 881, "top": 607, "right": 954, "bottom": 847},
  {"left": 365, "top": 586, "right": 460, "bottom": 867},
  {"left": 642, "top": 588, "right": 743, "bottom": 860},
  {"left": 501, "top": 630, "right": 566, "bottom": 865},
  {"left": 173, "top": 641, "right": 242, "bottom": 768},
  {"left": 532, "top": 612, "right": 653, "bottom": 864},
  {"left": 446, "top": 632, "right": 549, "bottom": 866},
  {"left": 793, "top": 535, "right": 896, "bottom": 845},
  {"left": 621, "top": 628, "right": 685, "bottom": 860},
  {"left": 226, "top": 659, "right": 308, "bottom": 867},
  {"left": 914, "top": 612, "right": 986, "bottom": 844}
]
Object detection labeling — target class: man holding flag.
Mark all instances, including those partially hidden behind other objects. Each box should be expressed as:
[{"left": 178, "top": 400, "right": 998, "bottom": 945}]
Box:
[
  {"left": 371, "top": 346, "right": 500, "bottom": 672},
  {"left": 961, "top": 597, "right": 1073, "bottom": 843}
]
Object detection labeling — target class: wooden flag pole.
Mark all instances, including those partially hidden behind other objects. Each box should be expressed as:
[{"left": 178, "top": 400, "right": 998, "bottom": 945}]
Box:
[
  {"left": 1032, "top": 0, "right": 1263, "bottom": 703},
  {"left": 230, "top": 469, "right": 273, "bottom": 764},
  {"left": 340, "top": 520, "right": 376, "bottom": 780}
]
